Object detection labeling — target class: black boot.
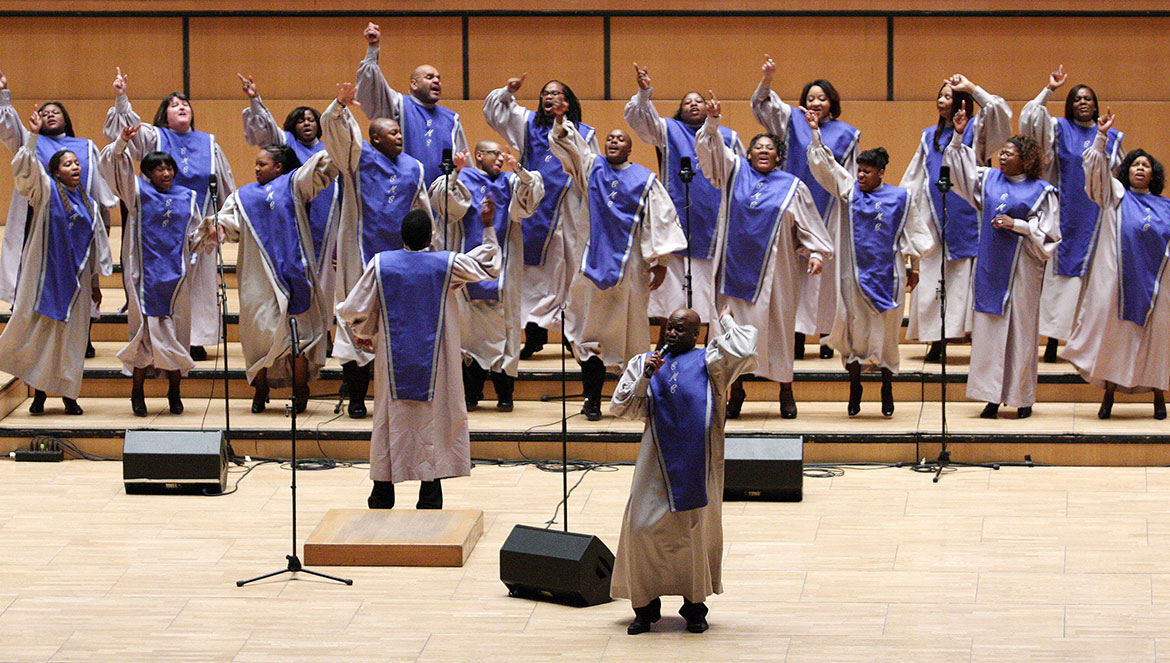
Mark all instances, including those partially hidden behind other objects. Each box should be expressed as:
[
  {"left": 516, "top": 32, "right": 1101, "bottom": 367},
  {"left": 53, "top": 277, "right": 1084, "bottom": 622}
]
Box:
[
  {"left": 679, "top": 599, "right": 710, "bottom": 633},
  {"left": 1017, "top": 406, "right": 1033, "bottom": 419},
  {"left": 490, "top": 371, "right": 515, "bottom": 411},
  {"left": 463, "top": 362, "right": 487, "bottom": 411},
  {"left": 627, "top": 597, "right": 661, "bottom": 635},
  {"left": 581, "top": 357, "right": 606, "bottom": 421},
  {"left": 29, "top": 389, "right": 46, "bottom": 415},
  {"left": 343, "top": 361, "right": 371, "bottom": 419},
  {"left": 417, "top": 479, "right": 443, "bottom": 509},
  {"left": 519, "top": 322, "right": 548, "bottom": 360},
  {"left": 846, "top": 362, "right": 862, "bottom": 417},
  {"left": 189, "top": 345, "right": 208, "bottom": 361},
  {"left": 1099, "top": 382, "right": 1116, "bottom": 420},
  {"left": 924, "top": 340, "right": 942, "bottom": 363},
  {"left": 980, "top": 402, "right": 1000, "bottom": 419},
  {"left": 793, "top": 332, "right": 806, "bottom": 360},
  {"left": 167, "top": 371, "right": 183, "bottom": 415},
  {"left": 1156, "top": 391, "right": 1167, "bottom": 420},
  {"left": 1043, "top": 337, "right": 1059, "bottom": 363},
  {"left": 779, "top": 382, "right": 797, "bottom": 419},
  {"left": 819, "top": 342, "right": 834, "bottom": 359},
  {"left": 727, "top": 376, "right": 746, "bottom": 419},
  {"left": 880, "top": 368, "right": 894, "bottom": 417},
  {"left": 62, "top": 398, "right": 83, "bottom": 415},
  {"left": 368, "top": 480, "right": 395, "bottom": 509}
]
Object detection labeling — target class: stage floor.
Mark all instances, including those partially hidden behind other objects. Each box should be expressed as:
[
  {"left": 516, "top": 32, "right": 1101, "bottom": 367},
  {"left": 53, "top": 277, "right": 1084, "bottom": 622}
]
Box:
[{"left": 2, "top": 459, "right": 1168, "bottom": 662}]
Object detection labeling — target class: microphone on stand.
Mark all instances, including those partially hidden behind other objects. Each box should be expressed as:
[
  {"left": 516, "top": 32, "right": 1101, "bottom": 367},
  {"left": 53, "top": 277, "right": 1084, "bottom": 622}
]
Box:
[
  {"left": 440, "top": 148, "right": 456, "bottom": 175},
  {"left": 289, "top": 317, "right": 300, "bottom": 359},
  {"left": 679, "top": 156, "right": 695, "bottom": 183},
  {"left": 935, "top": 165, "right": 952, "bottom": 193}
]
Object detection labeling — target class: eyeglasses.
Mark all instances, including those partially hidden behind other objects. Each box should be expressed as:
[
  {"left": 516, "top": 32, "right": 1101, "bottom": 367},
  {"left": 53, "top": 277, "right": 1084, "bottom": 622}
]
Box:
[{"left": 539, "top": 90, "right": 566, "bottom": 98}]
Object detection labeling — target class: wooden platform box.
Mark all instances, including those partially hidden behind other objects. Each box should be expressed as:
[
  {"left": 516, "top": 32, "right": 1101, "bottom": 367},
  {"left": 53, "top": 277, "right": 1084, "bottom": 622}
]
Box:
[{"left": 303, "top": 508, "right": 484, "bottom": 567}]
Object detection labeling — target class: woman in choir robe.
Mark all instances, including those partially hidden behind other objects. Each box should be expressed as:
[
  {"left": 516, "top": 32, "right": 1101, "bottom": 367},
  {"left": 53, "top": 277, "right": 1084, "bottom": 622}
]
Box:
[
  {"left": 1063, "top": 112, "right": 1169, "bottom": 420},
  {"left": 213, "top": 145, "right": 337, "bottom": 414},
  {"left": 624, "top": 63, "right": 746, "bottom": 330},
  {"left": 102, "top": 126, "right": 202, "bottom": 417},
  {"left": 1022, "top": 65, "right": 1125, "bottom": 363},
  {"left": 699, "top": 93, "right": 833, "bottom": 420},
  {"left": 103, "top": 67, "right": 236, "bottom": 361},
  {"left": 899, "top": 74, "right": 1012, "bottom": 361},
  {"left": 238, "top": 74, "right": 339, "bottom": 305},
  {"left": 805, "top": 110, "right": 934, "bottom": 417},
  {"left": 751, "top": 56, "right": 859, "bottom": 360},
  {"left": 945, "top": 109, "right": 1060, "bottom": 419},
  {"left": 0, "top": 112, "right": 112, "bottom": 414},
  {"left": 483, "top": 73, "right": 599, "bottom": 359}
]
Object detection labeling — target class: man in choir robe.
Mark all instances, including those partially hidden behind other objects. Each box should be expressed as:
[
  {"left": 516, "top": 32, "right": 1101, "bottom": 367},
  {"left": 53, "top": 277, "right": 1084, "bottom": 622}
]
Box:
[
  {"left": 336, "top": 208, "right": 500, "bottom": 510},
  {"left": 609, "top": 306, "right": 758, "bottom": 635},
  {"left": 430, "top": 141, "right": 544, "bottom": 411},
  {"left": 356, "top": 22, "right": 469, "bottom": 187},
  {"left": 322, "top": 82, "right": 433, "bottom": 419},
  {"left": 549, "top": 103, "right": 689, "bottom": 421}
]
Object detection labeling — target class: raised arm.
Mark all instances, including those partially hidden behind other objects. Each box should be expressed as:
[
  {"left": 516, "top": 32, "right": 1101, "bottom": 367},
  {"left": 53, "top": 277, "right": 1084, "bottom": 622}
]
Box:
[
  {"left": 695, "top": 94, "right": 737, "bottom": 190},
  {"left": 548, "top": 115, "right": 595, "bottom": 194},
  {"left": 482, "top": 75, "right": 530, "bottom": 151},
  {"left": 806, "top": 108, "right": 855, "bottom": 200},
  {"left": 320, "top": 90, "right": 364, "bottom": 177},
  {"left": 99, "top": 125, "right": 142, "bottom": 208},
  {"left": 623, "top": 63, "right": 667, "bottom": 148},
  {"left": 238, "top": 74, "right": 285, "bottom": 148},
  {"left": 1019, "top": 66, "right": 1063, "bottom": 178},
  {"left": 507, "top": 155, "right": 544, "bottom": 220},
  {"left": 354, "top": 22, "right": 401, "bottom": 122},
  {"left": 427, "top": 151, "right": 473, "bottom": 224},
  {"left": 291, "top": 150, "right": 338, "bottom": 203},
  {"left": 750, "top": 55, "right": 793, "bottom": 138},
  {"left": 706, "top": 310, "right": 760, "bottom": 390},
  {"left": 102, "top": 67, "right": 155, "bottom": 154},
  {"left": 451, "top": 219, "right": 502, "bottom": 285},
  {"left": 1083, "top": 111, "right": 1124, "bottom": 209},
  {"left": 951, "top": 75, "right": 1013, "bottom": 167},
  {"left": 12, "top": 126, "right": 50, "bottom": 206},
  {"left": 0, "top": 73, "right": 29, "bottom": 153},
  {"left": 942, "top": 108, "right": 983, "bottom": 209}
]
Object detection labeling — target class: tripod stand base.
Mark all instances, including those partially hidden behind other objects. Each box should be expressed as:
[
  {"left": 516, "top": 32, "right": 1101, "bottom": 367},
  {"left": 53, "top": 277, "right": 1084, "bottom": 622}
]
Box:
[
  {"left": 304, "top": 508, "right": 484, "bottom": 567},
  {"left": 236, "top": 554, "right": 353, "bottom": 586}
]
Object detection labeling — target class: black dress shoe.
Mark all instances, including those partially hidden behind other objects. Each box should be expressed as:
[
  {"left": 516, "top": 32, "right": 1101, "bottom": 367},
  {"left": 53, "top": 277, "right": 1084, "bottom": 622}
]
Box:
[
  {"left": 819, "top": 344, "right": 834, "bottom": 359},
  {"left": 251, "top": 387, "right": 269, "bottom": 414},
  {"left": 1043, "top": 338, "right": 1059, "bottom": 363},
  {"left": 583, "top": 398, "right": 602, "bottom": 421},
  {"left": 496, "top": 401, "right": 514, "bottom": 412},
  {"left": 924, "top": 341, "right": 942, "bottom": 363},
  {"left": 1156, "top": 396, "right": 1167, "bottom": 421},
  {"left": 726, "top": 383, "right": 746, "bottom": 419},
  {"left": 368, "top": 480, "right": 395, "bottom": 509},
  {"left": 85, "top": 341, "right": 96, "bottom": 359},
  {"left": 847, "top": 381, "right": 862, "bottom": 417},
  {"left": 979, "top": 403, "right": 999, "bottom": 419},
  {"left": 793, "top": 332, "right": 805, "bottom": 360},
  {"left": 1017, "top": 406, "right": 1032, "bottom": 419},
  {"left": 62, "top": 398, "right": 83, "bottom": 415},
  {"left": 779, "top": 385, "right": 797, "bottom": 419},
  {"left": 679, "top": 600, "right": 709, "bottom": 633},
  {"left": 627, "top": 598, "right": 661, "bottom": 635},
  {"left": 1098, "top": 394, "right": 1114, "bottom": 420},
  {"left": 348, "top": 399, "right": 367, "bottom": 419},
  {"left": 168, "top": 390, "right": 184, "bottom": 415},
  {"left": 292, "top": 386, "right": 309, "bottom": 415},
  {"left": 189, "top": 345, "right": 208, "bottom": 361},
  {"left": 29, "top": 389, "right": 46, "bottom": 415},
  {"left": 131, "top": 393, "right": 147, "bottom": 417},
  {"left": 881, "top": 382, "right": 894, "bottom": 417}
]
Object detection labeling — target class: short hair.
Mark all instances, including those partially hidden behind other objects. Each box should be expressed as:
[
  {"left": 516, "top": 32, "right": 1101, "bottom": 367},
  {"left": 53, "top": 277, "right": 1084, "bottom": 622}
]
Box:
[
  {"left": 38, "top": 102, "right": 75, "bottom": 138},
  {"left": 282, "top": 106, "right": 321, "bottom": 139},
  {"left": 140, "top": 150, "right": 177, "bottom": 175},
  {"left": 672, "top": 91, "right": 705, "bottom": 122},
  {"left": 1064, "top": 84, "right": 1100, "bottom": 122},
  {"left": 800, "top": 79, "right": 842, "bottom": 120},
  {"left": 1006, "top": 134, "right": 1045, "bottom": 181},
  {"left": 261, "top": 144, "right": 301, "bottom": 174},
  {"left": 747, "top": 132, "right": 786, "bottom": 167},
  {"left": 857, "top": 147, "right": 890, "bottom": 170},
  {"left": 533, "top": 80, "right": 583, "bottom": 129},
  {"left": 401, "top": 209, "right": 433, "bottom": 250},
  {"left": 152, "top": 92, "right": 195, "bottom": 129},
  {"left": 47, "top": 149, "right": 76, "bottom": 177},
  {"left": 1117, "top": 149, "right": 1165, "bottom": 196}
]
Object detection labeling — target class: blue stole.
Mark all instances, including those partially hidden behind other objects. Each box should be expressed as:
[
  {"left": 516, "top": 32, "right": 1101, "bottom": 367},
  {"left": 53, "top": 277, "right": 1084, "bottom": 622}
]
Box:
[
  {"left": 663, "top": 119, "right": 735, "bottom": 260},
  {"left": 647, "top": 347, "right": 710, "bottom": 512},
  {"left": 849, "top": 184, "right": 911, "bottom": 313},
  {"left": 375, "top": 249, "right": 455, "bottom": 402},
  {"left": 921, "top": 124, "right": 979, "bottom": 259},
  {"left": 35, "top": 184, "right": 96, "bottom": 322},
  {"left": 785, "top": 107, "right": 859, "bottom": 219},
  {"left": 357, "top": 143, "right": 424, "bottom": 264},
  {"left": 137, "top": 179, "right": 197, "bottom": 317},
  {"left": 522, "top": 114, "right": 595, "bottom": 266},
  {"left": 400, "top": 96, "right": 459, "bottom": 186},
  {"left": 1116, "top": 191, "right": 1170, "bottom": 326},
  {"left": 284, "top": 132, "right": 340, "bottom": 272},
  {"left": 974, "top": 170, "right": 1054, "bottom": 315},
  {"left": 156, "top": 128, "right": 215, "bottom": 212},
  {"left": 457, "top": 168, "right": 514, "bottom": 301},
  {"left": 1053, "top": 120, "right": 1123, "bottom": 277},
  {"left": 236, "top": 174, "right": 314, "bottom": 316},
  {"left": 582, "top": 159, "right": 655, "bottom": 290},
  {"left": 717, "top": 159, "right": 802, "bottom": 303},
  {"left": 35, "top": 135, "right": 94, "bottom": 193}
]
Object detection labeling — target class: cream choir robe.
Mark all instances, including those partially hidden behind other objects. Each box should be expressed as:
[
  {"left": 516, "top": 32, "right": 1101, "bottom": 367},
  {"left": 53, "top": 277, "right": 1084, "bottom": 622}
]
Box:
[
  {"left": 103, "top": 93, "right": 235, "bottom": 346},
  {"left": 624, "top": 88, "right": 746, "bottom": 323},
  {"left": 483, "top": 86, "right": 599, "bottom": 332},
  {"left": 698, "top": 116, "right": 833, "bottom": 383},
  {"left": 214, "top": 151, "right": 337, "bottom": 389},
  {"left": 609, "top": 314, "right": 758, "bottom": 607},
  {"left": 241, "top": 96, "right": 339, "bottom": 312},
  {"left": 429, "top": 166, "right": 544, "bottom": 377},
  {"left": 900, "top": 86, "right": 1012, "bottom": 343},
  {"left": 1062, "top": 133, "right": 1170, "bottom": 393},
  {"left": 320, "top": 99, "right": 434, "bottom": 366},
  {"left": 335, "top": 229, "right": 501, "bottom": 483},
  {"left": 100, "top": 136, "right": 200, "bottom": 376},
  {"left": 549, "top": 120, "right": 688, "bottom": 369},
  {"left": 1021, "top": 86, "right": 1126, "bottom": 342},
  {"left": 945, "top": 136, "right": 1060, "bottom": 408},
  {"left": 808, "top": 131, "right": 934, "bottom": 372},
  {"left": 751, "top": 85, "right": 858, "bottom": 338},
  {"left": 0, "top": 133, "right": 112, "bottom": 398},
  {"left": 0, "top": 90, "right": 115, "bottom": 308}
]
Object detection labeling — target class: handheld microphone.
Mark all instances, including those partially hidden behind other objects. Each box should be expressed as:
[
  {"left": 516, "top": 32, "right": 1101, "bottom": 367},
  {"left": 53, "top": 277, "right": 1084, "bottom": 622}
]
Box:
[
  {"left": 208, "top": 173, "right": 218, "bottom": 199},
  {"left": 440, "top": 148, "right": 455, "bottom": 175},
  {"left": 935, "top": 165, "right": 952, "bottom": 193},
  {"left": 679, "top": 156, "right": 695, "bottom": 184}
]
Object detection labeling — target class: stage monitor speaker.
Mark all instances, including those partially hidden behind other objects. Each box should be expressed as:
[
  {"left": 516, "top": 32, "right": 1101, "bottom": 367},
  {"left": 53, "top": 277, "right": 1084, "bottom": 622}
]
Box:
[
  {"left": 123, "top": 430, "right": 228, "bottom": 495},
  {"left": 499, "top": 524, "right": 614, "bottom": 607},
  {"left": 724, "top": 435, "right": 803, "bottom": 502}
]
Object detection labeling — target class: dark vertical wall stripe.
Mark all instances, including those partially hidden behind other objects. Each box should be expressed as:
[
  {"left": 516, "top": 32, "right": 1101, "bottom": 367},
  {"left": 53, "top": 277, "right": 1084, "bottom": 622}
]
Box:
[
  {"left": 886, "top": 15, "right": 894, "bottom": 101},
  {"left": 603, "top": 15, "right": 611, "bottom": 101},
  {"left": 462, "top": 14, "right": 470, "bottom": 100},
  {"left": 182, "top": 16, "right": 191, "bottom": 97}
]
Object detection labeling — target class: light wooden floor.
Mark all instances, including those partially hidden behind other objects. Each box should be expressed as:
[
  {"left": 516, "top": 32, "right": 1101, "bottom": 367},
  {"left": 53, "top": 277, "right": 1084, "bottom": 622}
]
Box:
[{"left": 4, "top": 460, "right": 1170, "bottom": 662}]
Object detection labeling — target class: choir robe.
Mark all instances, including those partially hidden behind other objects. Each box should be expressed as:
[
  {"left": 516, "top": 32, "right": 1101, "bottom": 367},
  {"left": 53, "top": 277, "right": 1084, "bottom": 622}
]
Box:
[
  {"left": 100, "top": 136, "right": 201, "bottom": 376},
  {"left": 0, "top": 133, "right": 112, "bottom": 398},
  {"left": 609, "top": 314, "right": 758, "bottom": 607},
  {"left": 214, "top": 151, "right": 338, "bottom": 389},
  {"left": 808, "top": 131, "right": 934, "bottom": 372},
  {"left": 241, "top": 96, "right": 341, "bottom": 308},
  {"left": 698, "top": 115, "right": 833, "bottom": 383},
  {"left": 751, "top": 84, "right": 859, "bottom": 337},
  {"left": 899, "top": 85, "right": 1012, "bottom": 343},
  {"left": 429, "top": 165, "right": 544, "bottom": 377},
  {"left": 549, "top": 120, "right": 688, "bottom": 369},
  {"left": 356, "top": 44, "right": 469, "bottom": 187},
  {"left": 624, "top": 87, "right": 746, "bottom": 323},
  {"left": 335, "top": 228, "right": 500, "bottom": 484},
  {"left": 945, "top": 135, "right": 1060, "bottom": 408},
  {"left": 0, "top": 90, "right": 116, "bottom": 306},
  {"left": 1062, "top": 132, "right": 1170, "bottom": 393},
  {"left": 103, "top": 93, "right": 236, "bottom": 346},
  {"left": 320, "top": 99, "right": 434, "bottom": 366},
  {"left": 483, "top": 86, "right": 600, "bottom": 332},
  {"left": 1021, "top": 85, "right": 1126, "bottom": 342}
]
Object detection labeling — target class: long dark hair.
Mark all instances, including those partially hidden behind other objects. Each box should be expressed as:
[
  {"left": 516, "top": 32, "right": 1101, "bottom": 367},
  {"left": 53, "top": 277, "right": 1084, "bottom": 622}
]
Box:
[
  {"left": 533, "top": 80, "right": 582, "bottom": 129},
  {"left": 152, "top": 92, "right": 195, "bottom": 129},
  {"left": 1118, "top": 149, "right": 1165, "bottom": 195},
  {"left": 933, "top": 85, "right": 975, "bottom": 152},
  {"left": 1064, "top": 84, "right": 1100, "bottom": 122},
  {"left": 800, "top": 79, "right": 842, "bottom": 119},
  {"left": 39, "top": 102, "right": 75, "bottom": 138},
  {"left": 48, "top": 149, "right": 91, "bottom": 217},
  {"left": 282, "top": 106, "right": 321, "bottom": 140}
]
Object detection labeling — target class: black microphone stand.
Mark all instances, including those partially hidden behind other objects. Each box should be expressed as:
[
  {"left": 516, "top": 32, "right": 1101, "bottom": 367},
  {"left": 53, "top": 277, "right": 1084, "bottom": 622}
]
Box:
[
  {"left": 679, "top": 157, "right": 695, "bottom": 309},
  {"left": 932, "top": 168, "right": 952, "bottom": 482},
  {"left": 238, "top": 317, "right": 352, "bottom": 587},
  {"left": 207, "top": 176, "right": 239, "bottom": 465},
  {"left": 440, "top": 151, "right": 456, "bottom": 250},
  {"left": 559, "top": 304, "right": 568, "bottom": 532}
]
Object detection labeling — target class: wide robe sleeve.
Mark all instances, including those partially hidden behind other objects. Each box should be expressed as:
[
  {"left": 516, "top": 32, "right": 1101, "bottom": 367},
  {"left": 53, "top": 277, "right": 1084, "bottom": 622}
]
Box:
[
  {"left": 241, "top": 97, "right": 285, "bottom": 148},
  {"left": 548, "top": 120, "right": 596, "bottom": 195},
  {"left": 0, "top": 90, "right": 28, "bottom": 154},
  {"left": 320, "top": 100, "right": 363, "bottom": 178},
  {"left": 970, "top": 85, "right": 1013, "bottom": 167},
  {"left": 1083, "top": 131, "right": 1124, "bottom": 209},
  {"left": 335, "top": 259, "right": 382, "bottom": 345},
  {"left": 609, "top": 353, "right": 651, "bottom": 422},
  {"left": 1019, "top": 86, "right": 1060, "bottom": 183},
  {"left": 705, "top": 314, "right": 759, "bottom": 392},
  {"left": 750, "top": 83, "right": 793, "bottom": 151},
  {"left": 482, "top": 87, "right": 529, "bottom": 152},
  {"left": 355, "top": 44, "right": 401, "bottom": 122},
  {"left": 623, "top": 88, "right": 667, "bottom": 148},
  {"left": 695, "top": 116, "right": 737, "bottom": 191},
  {"left": 291, "top": 150, "right": 337, "bottom": 204},
  {"left": 639, "top": 175, "right": 687, "bottom": 265}
]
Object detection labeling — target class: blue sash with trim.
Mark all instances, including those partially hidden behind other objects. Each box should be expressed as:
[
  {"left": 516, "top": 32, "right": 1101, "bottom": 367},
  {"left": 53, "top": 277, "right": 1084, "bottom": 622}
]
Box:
[
  {"left": 522, "top": 115, "right": 594, "bottom": 266},
  {"left": 138, "top": 179, "right": 196, "bottom": 317},
  {"left": 718, "top": 160, "right": 801, "bottom": 303},
  {"left": 974, "top": 170, "right": 1054, "bottom": 315},
  {"left": 35, "top": 135, "right": 94, "bottom": 194},
  {"left": 1053, "top": 120, "right": 1122, "bottom": 277},
  {"left": 786, "top": 108, "right": 859, "bottom": 219},
  {"left": 922, "top": 124, "right": 979, "bottom": 259},
  {"left": 647, "top": 347, "right": 710, "bottom": 512},
  {"left": 850, "top": 184, "right": 911, "bottom": 313},
  {"left": 157, "top": 128, "right": 215, "bottom": 212},
  {"left": 1116, "top": 191, "right": 1170, "bottom": 326},
  {"left": 35, "top": 185, "right": 96, "bottom": 322},
  {"left": 358, "top": 143, "right": 424, "bottom": 264},
  {"left": 400, "top": 96, "right": 459, "bottom": 186},
  {"left": 663, "top": 119, "right": 735, "bottom": 260},
  {"left": 582, "top": 159, "right": 654, "bottom": 290},
  {"left": 284, "top": 132, "right": 340, "bottom": 271},
  {"left": 458, "top": 168, "right": 513, "bottom": 301},
  {"left": 375, "top": 249, "right": 454, "bottom": 402},
  {"left": 236, "top": 174, "right": 314, "bottom": 316}
]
